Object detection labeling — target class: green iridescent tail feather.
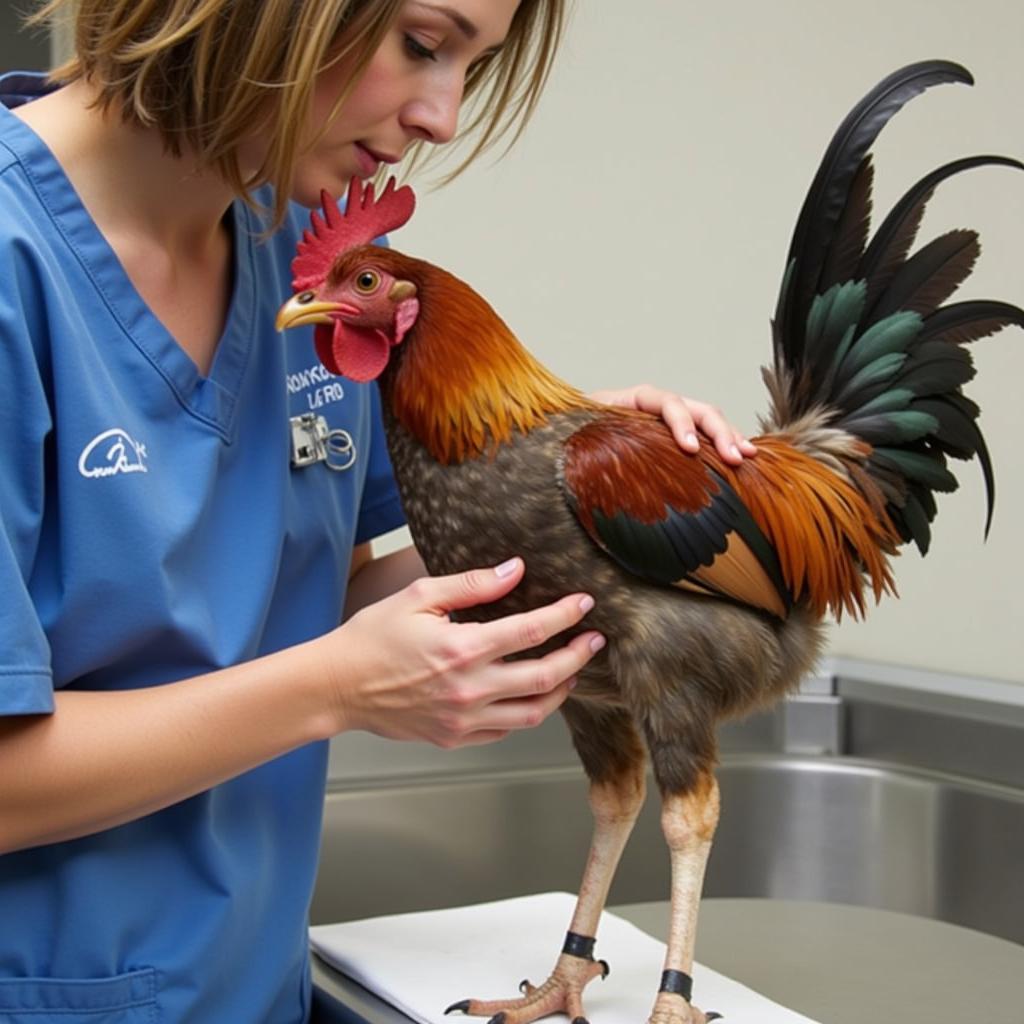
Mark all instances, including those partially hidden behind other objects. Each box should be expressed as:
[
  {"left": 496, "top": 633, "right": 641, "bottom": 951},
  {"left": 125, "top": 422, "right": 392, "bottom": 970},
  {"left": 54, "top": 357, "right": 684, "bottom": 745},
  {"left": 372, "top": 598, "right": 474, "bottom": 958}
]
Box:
[{"left": 766, "top": 60, "right": 1024, "bottom": 554}]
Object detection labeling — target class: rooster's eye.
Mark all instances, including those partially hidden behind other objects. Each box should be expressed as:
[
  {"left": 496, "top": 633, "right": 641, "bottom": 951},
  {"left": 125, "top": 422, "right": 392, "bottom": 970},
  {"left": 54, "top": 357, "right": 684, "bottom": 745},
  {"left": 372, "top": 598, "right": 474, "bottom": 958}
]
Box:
[{"left": 355, "top": 270, "right": 381, "bottom": 294}]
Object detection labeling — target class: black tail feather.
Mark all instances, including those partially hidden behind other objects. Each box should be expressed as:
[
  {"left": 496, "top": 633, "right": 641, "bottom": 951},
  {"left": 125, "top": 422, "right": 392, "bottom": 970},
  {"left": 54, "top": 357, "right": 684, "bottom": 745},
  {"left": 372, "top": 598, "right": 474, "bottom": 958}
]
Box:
[
  {"left": 866, "top": 230, "right": 979, "bottom": 323},
  {"left": 819, "top": 157, "right": 875, "bottom": 292},
  {"left": 916, "top": 300, "right": 1024, "bottom": 347},
  {"left": 858, "top": 156, "right": 1024, "bottom": 309},
  {"left": 767, "top": 60, "right": 1022, "bottom": 554},
  {"left": 774, "top": 60, "right": 973, "bottom": 368}
]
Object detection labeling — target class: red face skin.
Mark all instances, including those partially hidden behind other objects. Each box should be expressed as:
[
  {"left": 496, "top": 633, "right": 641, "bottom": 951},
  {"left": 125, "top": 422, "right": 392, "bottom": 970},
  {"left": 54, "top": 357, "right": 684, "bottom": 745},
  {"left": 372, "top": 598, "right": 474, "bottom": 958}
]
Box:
[
  {"left": 293, "top": 257, "right": 420, "bottom": 382},
  {"left": 285, "top": 0, "right": 520, "bottom": 207}
]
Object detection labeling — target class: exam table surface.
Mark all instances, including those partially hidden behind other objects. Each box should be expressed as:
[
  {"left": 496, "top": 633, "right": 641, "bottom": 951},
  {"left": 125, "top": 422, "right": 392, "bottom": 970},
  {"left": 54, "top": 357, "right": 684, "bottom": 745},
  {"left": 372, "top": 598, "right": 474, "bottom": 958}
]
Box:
[{"left": 310, "top": 898, "right": 1024, "bottom": 1024}]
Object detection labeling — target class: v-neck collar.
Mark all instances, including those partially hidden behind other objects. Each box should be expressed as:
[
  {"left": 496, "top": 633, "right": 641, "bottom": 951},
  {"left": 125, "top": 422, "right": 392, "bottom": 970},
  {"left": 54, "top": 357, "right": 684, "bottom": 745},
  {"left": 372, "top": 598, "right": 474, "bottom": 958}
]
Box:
[{"left": 0, "top": 81, "right": 257, "bottom": 441}]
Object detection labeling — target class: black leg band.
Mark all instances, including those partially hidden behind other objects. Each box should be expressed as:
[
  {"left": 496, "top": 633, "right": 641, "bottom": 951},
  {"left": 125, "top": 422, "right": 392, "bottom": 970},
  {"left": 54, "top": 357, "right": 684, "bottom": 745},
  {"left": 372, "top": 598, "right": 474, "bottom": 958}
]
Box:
[
  {"left": 562, "top": 931, "right": 597, "bottom": 960},
  {"left": 659, "top": 969, "right": 693, "bottom": 1002}
]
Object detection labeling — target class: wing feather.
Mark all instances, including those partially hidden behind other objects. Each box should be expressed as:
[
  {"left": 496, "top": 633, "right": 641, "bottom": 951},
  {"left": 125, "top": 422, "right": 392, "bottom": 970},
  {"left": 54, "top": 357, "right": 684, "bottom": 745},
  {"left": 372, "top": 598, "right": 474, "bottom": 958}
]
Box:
[{"left": 560, "top": 416, "right": 791, "bottom": 619}]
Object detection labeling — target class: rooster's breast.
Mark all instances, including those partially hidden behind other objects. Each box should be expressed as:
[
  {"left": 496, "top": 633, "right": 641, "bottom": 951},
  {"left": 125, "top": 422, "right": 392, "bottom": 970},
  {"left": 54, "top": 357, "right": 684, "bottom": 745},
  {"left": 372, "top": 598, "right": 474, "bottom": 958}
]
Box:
[{"left": 384, "top": 409, "right": 629, "bottom": 623}]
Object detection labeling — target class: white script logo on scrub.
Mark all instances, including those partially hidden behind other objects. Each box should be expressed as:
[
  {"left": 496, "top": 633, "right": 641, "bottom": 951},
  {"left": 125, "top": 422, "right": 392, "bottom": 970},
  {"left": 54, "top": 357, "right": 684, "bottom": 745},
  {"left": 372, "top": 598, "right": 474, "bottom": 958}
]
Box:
[{"left": 78, "top": 428, "right": 149, "bottom": 478}]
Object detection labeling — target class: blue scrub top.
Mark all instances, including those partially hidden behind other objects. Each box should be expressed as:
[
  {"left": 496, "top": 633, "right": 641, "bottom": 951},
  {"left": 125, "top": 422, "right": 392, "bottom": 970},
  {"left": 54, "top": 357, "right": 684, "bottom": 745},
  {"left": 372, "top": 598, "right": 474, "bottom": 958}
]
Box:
[{"left": 0, "top": 72, "right": 405, "bottom": 1022}]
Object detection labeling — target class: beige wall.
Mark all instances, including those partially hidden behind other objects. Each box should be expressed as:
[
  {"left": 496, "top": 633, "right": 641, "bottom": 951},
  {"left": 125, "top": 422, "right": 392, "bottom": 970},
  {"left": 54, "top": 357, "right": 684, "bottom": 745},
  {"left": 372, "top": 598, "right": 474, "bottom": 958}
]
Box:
[{"left": 385, "top": 0, "right": 1024, "bottom": 685}]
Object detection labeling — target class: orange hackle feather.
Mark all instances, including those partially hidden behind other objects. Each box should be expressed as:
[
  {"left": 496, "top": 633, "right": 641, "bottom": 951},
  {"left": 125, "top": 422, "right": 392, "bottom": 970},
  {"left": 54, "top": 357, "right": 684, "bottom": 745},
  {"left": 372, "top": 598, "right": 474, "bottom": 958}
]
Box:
[{"left": 377, "top": 251, "right": 600, "bottom": 464}]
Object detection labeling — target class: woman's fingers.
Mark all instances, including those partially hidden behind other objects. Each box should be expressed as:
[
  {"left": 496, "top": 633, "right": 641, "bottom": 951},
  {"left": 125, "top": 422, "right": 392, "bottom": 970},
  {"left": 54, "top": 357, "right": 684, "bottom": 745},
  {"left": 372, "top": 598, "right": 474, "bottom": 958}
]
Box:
[
  {"left": 409, "top": 557, "right": 527, "bottom": 615},
  {"left": 425, "top": 620, "right": 604, "bottom": 741},
  {"left": 483, "top": 591, "right": 599, "bottom": 660},
  {"left": 625, "top": 385, "right": 703, "bottom": 452},
  {"left": 339, "top": 563, "right": 606, "bottom": 748},
  {"left": 496, "top": 629, "right": 605, "bottom": 702},
  {"left": 677, "top": 397, "right": 754, "bottom": 464},
  {"left": 461, "top": 634, "right": 603, "bottom": 737},
  {"left": 590, "top": 384, "right": 756, "bottom": 464},
  {"left": 401, "top": 560, "right": 600, "bottom": 667},
  {"left": 452, "top": 729, "right": 512, "bottom": 747}
]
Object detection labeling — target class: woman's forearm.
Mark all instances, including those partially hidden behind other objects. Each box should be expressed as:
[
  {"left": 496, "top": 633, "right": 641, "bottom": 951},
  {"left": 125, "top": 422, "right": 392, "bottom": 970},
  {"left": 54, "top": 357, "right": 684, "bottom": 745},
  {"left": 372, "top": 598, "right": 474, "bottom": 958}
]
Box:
[
  {"left": 2, "top": 544, "right": 425, "bottom": 854},
  {"left": 0, "top": 639, "right": 336, "bottom": 854}
]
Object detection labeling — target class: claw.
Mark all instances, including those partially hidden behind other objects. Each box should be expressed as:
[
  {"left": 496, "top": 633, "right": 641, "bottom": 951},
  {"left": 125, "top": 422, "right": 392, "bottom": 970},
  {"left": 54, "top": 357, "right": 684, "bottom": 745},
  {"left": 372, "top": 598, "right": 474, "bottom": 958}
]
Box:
[
  {"left": 706, "top": 1014, "right": 724, "bottom": 1021},
  {"left": 445, "top": 951, "right": 603, "bottom": 1024},
  {"left": 598, "top": 959, "right": 610, "bottom": 979}
]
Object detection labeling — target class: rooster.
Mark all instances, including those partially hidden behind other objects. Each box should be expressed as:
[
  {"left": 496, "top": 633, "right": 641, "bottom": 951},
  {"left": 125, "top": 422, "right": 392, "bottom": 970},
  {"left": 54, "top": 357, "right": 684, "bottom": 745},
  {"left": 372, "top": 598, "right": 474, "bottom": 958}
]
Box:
[{"left": 277, "top": 61, "right": 1022, "bottom": 1024}]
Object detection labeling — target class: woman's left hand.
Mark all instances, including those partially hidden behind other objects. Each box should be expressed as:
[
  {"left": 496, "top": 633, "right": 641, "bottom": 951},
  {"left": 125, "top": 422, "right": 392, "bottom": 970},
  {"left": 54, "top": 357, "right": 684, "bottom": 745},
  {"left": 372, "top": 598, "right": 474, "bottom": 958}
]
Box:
[{"left": 590, "top": 385, "right": 757, "bottom": 466}]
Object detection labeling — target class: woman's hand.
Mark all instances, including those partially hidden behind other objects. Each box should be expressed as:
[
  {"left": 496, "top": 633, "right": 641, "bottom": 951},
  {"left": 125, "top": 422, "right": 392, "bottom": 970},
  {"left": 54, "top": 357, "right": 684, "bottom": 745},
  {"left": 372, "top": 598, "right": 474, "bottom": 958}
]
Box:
[
  {"left": 321, "top": 557, "right": 603, "bottom": 749},
  {"left": 590, "top": 384, "right": 757, "bottom": 466}
]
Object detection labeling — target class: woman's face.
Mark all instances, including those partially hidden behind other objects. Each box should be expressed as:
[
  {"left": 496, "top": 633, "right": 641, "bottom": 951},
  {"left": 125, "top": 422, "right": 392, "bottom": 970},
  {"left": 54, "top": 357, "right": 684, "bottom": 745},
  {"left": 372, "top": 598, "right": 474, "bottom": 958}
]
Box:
[{"left": 290, "top": 0, "right": 521, "bottom": 205}]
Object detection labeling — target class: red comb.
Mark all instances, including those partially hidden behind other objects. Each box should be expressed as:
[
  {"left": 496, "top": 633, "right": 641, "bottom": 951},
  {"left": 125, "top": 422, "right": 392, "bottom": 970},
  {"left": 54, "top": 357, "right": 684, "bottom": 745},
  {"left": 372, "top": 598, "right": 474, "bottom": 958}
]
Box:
[{"left": 291, "top": 177, "right": 416, "bottom": 291}]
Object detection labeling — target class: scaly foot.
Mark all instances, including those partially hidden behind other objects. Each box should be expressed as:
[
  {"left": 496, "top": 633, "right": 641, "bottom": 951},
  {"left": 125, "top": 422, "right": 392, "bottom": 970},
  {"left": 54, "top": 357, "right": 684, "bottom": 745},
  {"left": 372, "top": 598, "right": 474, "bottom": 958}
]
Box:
[
  {"left": 445, "top": 951, "right": 609, "bottom": 1024},
  {"left": 648, "top": 991, "right": 722, "bottom": 1024}
]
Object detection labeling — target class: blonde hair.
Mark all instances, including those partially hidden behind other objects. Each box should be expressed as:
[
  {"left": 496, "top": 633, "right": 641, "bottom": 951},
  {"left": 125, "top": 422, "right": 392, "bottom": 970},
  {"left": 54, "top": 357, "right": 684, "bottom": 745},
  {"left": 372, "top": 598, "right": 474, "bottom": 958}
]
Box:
[{"left": 28, "top": 0, "right": 568, "bottom": 227}]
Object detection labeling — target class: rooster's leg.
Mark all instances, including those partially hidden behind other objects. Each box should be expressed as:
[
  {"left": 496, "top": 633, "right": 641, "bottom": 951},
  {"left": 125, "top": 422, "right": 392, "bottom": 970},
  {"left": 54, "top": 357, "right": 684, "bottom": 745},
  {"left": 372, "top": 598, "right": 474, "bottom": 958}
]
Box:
[
  {"left": 646, "top": 774, "right": 721, "bottom": 1024},
  {"left": 446, "top": 705, "right": 646, "bottom": 1024}
]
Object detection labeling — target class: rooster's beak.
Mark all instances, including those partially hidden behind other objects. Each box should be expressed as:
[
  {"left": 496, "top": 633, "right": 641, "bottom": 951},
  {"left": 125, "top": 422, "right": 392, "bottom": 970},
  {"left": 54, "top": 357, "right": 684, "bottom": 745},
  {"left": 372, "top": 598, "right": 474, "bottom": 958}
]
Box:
[{"left": 275, "top": 294, "right": 347, "bottom": 332}]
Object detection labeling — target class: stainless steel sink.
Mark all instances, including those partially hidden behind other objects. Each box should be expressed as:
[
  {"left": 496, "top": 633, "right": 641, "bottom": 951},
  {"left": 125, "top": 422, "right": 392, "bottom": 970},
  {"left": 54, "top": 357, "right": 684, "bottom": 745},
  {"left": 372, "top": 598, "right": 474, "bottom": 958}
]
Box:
[
  {"left": 312, "top": 750, "right": 1024, "bottom": 945},
  {"left": 704, "top": 755, "right": 1024, "bottom": 944}
]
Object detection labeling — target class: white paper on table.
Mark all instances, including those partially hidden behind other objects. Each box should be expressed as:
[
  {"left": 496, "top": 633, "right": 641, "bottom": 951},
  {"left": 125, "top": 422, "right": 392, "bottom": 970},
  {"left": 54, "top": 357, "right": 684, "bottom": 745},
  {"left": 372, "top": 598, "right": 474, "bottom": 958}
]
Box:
[{"left": 310, "top": 892, "right": 820, "bottom": 1024}]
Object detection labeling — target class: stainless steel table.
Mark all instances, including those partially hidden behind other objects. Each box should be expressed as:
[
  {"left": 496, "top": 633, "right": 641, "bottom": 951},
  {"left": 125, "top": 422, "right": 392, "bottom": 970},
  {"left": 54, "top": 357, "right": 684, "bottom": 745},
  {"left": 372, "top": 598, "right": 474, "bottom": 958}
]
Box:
[{"left": 311, "top": 899, "right": 1024, "bottom": 1024}]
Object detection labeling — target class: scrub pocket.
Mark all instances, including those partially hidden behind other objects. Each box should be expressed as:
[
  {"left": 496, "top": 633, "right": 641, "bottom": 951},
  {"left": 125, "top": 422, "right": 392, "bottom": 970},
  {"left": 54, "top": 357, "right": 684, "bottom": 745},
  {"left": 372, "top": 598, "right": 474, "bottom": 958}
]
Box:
[{"left": 0, "top": 967, "right": 158, "bottom": 1022}]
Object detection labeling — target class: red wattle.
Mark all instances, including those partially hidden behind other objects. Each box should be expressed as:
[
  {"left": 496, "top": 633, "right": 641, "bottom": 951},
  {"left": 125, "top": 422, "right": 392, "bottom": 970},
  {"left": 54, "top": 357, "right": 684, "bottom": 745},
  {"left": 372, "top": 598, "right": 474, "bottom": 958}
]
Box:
[
  {"left": 316, "top": 321, "right": 390, "bottom": 383},
  {"left": 314, "top": 324, "right": 342, "bottom": 376}
]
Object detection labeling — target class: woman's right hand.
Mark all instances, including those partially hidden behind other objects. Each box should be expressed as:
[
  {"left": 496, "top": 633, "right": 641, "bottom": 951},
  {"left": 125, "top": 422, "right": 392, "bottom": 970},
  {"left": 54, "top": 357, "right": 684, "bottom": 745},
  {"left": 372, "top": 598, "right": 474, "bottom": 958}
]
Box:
[{"left": 320, "top": 557, "right": 604, "bottom": 748}]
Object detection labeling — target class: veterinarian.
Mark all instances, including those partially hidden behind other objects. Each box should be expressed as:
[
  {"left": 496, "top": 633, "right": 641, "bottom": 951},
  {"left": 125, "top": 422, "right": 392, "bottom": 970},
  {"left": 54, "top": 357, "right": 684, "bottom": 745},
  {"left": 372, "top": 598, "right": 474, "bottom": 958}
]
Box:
[{"left": 0, "top": 1, "right": 755, "bottom": 1020}]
